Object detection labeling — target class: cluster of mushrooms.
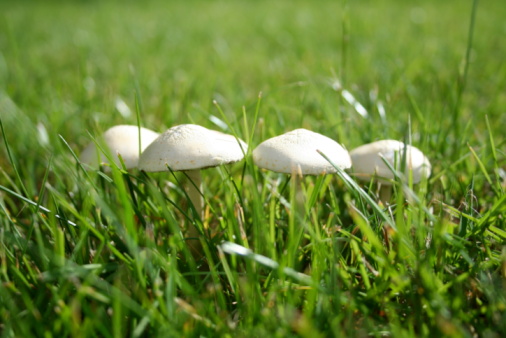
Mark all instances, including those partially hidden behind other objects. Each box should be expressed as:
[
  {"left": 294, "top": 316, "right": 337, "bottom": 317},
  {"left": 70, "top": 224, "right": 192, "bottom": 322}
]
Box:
[{"left": 80, "top": 124, "right": 432, "bottom": 216}]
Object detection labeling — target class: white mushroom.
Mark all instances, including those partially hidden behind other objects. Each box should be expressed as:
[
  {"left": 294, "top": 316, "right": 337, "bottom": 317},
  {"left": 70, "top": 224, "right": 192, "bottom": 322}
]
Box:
[
  {"left": 80, "top": 125, "right": 160, "bottom": 170},
  {"left": 252, "top": 128, "right": 351, "bottom": 175},
  {"left": 253, "top": 128, "right": 351, "bottom": 219},
  {"left": 138, "top": 124, "right": 248, "bottom": 219},
  {"left": 253, "top": 129, "right": 350, "bottom": 266},
  {"left": 138, "top": 124, "right": 247, "bottom": 254},
  {"left": 350, "top": 139, "right": 431, "bottom": 204}
]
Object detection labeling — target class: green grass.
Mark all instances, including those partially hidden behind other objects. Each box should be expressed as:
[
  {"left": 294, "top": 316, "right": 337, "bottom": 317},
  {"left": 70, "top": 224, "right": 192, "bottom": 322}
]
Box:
[{"left": 1, "top": 0, "right": 506, "bottom": 336}]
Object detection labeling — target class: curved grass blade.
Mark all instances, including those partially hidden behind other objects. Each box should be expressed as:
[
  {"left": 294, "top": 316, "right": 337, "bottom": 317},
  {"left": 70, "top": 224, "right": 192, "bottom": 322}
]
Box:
[
  {"left": 219, "top": 241, "right": 316, "bottom": 287},
  {"left": 317, "top": 150, "right": 396, "bottom": 230}
]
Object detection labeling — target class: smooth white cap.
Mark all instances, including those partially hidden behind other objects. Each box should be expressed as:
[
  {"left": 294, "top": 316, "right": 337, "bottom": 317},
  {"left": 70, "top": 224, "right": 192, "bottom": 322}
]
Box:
[
  {"left": 138, "top": 124, "right": 248, "bottom": 172},
  {"left": 252, "top": 128, "right": 351, "bottom": 175},
  {"left": 350, "top": 139, "right": 431, "bottom": 184},
  {"left": 80, "top": 125, "right": 160, "bottom": 169}
]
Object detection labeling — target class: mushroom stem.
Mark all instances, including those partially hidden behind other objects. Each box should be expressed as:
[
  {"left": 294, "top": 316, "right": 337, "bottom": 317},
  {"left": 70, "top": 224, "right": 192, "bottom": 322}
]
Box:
[
  {"left": 184, "top": 169, "right": 204, "bottom": 255},
  {"left": 378, "top": 184, "right": 392, "bottom": 206},
  {"left": 292, "top": 169, "right": 305, "bottom": 215},
  {"left": 287, "top": 169, "right": 306, "bottom": 269},
  {"left": 185, "top": 169, "right": 203, "bottom": 219}
]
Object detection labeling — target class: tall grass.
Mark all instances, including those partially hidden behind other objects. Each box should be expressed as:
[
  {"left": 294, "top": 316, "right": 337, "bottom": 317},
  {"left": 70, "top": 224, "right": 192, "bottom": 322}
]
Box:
[{"left": 1, "top": 0, "right": 505, "bottom": 336}]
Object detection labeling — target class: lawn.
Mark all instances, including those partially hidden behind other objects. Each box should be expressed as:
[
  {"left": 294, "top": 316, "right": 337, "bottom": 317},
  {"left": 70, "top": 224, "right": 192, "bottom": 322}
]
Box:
[{"left": 1, "top": 0, "right": 505, "bottom": 336}]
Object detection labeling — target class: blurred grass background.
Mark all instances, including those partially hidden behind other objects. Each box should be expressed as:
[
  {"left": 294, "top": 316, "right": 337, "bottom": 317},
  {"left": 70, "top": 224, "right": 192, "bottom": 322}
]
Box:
[
  {"left": 1, "top": 0, "right": 506, "bottom": 336},
  {"left": 2, "top": 0, "right": 504, "bottom": 137}
]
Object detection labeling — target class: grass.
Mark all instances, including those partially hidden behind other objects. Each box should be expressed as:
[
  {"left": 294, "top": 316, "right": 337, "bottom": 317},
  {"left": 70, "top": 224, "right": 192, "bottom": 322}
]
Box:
[{"left": 1, "top": 0, "right": 506, "bottom": 336}]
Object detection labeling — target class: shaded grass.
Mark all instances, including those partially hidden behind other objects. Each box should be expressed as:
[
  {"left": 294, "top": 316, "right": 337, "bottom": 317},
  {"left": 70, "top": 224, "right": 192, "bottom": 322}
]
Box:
[{"left": 1, "top": 0, "right": 506, "bottom": 336}]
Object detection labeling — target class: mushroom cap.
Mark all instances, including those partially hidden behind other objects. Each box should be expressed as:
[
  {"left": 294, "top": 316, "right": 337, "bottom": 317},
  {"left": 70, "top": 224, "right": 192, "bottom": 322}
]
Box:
[
  {"left": 80, "top": 125, "right": 160, "bottom": 169},
  {"left": 350, "top": 139, "right": 431, "bottom": 184},
  {"left": 138, "top": 124, "right": 248, "bottom": 172},
  {"left": 252, "top": 128, "right": 351, "bottom": 175}
]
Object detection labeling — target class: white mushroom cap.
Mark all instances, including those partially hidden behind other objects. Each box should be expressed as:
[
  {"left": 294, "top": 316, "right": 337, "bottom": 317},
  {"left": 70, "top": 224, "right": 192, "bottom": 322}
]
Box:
[
  {"left": 80, "top": 125, "right": 160, "bottom": 169},
  {"left": 252, "top": 128, "right": 351, "bottom": 175},
  {"left": 138, "top": 124, "right": 248, "bottom": 172},
  {"left": 350, "top": 139, "right": 431, "bottom": 184}
]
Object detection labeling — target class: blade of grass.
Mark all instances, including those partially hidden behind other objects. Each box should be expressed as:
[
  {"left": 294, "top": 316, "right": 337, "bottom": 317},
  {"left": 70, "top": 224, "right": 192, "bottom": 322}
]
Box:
[
  {"left": 0, "top": 184, "right": 77, "bottom": 227},
  {"left": 220, "top": 241, "right": 317, "bottom": 288},
  {"left": 0, "top": 118, "right": 29, "bottom": 197},
  {"left": 317, "top": 150, "right": 396, "bottom": 230},
  {"left": 451, "top": 0, "right": 479, "bottom": 155}
]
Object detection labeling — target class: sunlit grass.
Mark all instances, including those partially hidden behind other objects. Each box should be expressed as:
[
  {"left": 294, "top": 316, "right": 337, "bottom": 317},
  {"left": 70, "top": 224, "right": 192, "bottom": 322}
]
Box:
[{"left": 1, "top": 0, "right": 505, "bottom": 336}]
